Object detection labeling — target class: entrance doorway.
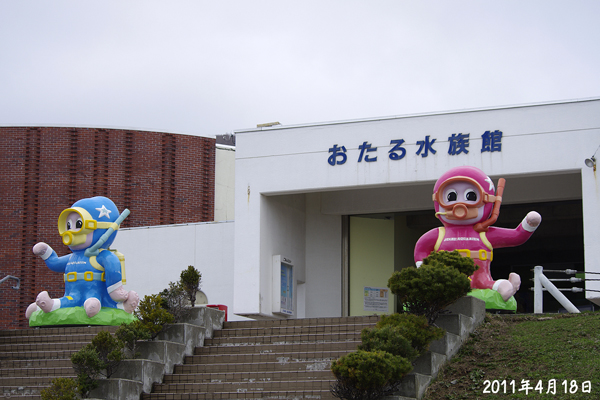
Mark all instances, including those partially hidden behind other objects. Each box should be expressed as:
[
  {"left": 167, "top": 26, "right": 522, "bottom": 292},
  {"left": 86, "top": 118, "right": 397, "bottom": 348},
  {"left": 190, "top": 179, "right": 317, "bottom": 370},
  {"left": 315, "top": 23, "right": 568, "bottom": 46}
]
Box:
[{"left": 346, "top": 200, "right": 585, "bottom": 315}]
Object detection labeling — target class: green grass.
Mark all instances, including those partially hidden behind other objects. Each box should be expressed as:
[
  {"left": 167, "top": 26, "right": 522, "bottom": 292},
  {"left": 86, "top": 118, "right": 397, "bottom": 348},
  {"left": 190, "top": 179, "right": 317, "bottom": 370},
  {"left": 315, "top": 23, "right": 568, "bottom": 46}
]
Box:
[{"left": 423, "top": 312, "right": 600, "bottom": 400}]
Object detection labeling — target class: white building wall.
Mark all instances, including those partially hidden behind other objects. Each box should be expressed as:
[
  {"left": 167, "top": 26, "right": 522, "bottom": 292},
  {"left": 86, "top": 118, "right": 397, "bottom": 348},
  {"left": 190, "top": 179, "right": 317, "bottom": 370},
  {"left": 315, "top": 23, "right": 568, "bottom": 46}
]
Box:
[
  {"left": 215, "top": 146, "right": 236, "bottom": 222},
  {"left": 234, "top": 99, "right": 600, "bottom": 316},
  {"left": 304, "top": 193, "right": 343, "bottom": 317},
  {"left": 113, "top": 220, "right": 245, "bottom": 321}
]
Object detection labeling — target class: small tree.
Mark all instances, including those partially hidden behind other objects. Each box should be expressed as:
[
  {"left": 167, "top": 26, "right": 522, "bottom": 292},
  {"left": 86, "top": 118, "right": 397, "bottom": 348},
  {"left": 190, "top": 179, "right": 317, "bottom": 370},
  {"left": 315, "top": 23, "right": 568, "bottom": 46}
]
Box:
[
  {"left": 90, "top": 330, "right": 123, "bottom": 378},
  {"left": 388, "top": 250, "right": 477, "bottom": 325},
  {"left": 375, "top": 313, "right": 445, "bottom": 356},
  {"left": 331, "top": 350, "right": 412, "bottom": 400},
  {"left": 358, "top": 325, "right": 418, "bottom": 362},
  {"left": 115, "top": 320, "right": 152, "bottom": 358},
  {"left": 70, "top": 345, "right": 104, "bottom": 398},
  {"left": 135, "top": 294, "right": 175, "bottom": 339},
  {"left": 159, "top": 282, "right": 191, "bottom": 323},
  {"left": 180, "top": 265, "right": 202, "bottom": 305},
  {"left": 40, "top": 377, "right": 78, "bottom": 400}
]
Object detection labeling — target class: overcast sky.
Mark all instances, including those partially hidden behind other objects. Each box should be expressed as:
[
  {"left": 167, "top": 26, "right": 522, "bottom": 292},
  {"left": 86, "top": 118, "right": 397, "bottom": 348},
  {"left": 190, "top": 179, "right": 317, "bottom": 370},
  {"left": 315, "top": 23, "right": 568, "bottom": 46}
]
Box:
[{"left": 1, "top": 1, "right": 599, "bottom": 137}]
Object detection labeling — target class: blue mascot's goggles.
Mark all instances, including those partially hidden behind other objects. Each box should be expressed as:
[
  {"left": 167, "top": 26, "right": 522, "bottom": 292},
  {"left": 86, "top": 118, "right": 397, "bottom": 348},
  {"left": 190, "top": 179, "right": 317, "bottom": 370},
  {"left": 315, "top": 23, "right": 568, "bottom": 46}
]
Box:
[{"left": 57, "top": 207, "right": 120, "bottom": 246}]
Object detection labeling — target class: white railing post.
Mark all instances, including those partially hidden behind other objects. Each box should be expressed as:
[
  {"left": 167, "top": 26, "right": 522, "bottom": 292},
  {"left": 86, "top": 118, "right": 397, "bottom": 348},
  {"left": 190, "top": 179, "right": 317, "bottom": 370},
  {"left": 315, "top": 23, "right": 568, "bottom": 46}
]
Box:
[
  {"left": 538, "top": 273, "right": 580, "bottom": 314},
  {"left": 534, "top": 266, "right": 544, "bottom": 314},
  {"left": 533, "top": 265, "right": 580, "bottom": 314}
]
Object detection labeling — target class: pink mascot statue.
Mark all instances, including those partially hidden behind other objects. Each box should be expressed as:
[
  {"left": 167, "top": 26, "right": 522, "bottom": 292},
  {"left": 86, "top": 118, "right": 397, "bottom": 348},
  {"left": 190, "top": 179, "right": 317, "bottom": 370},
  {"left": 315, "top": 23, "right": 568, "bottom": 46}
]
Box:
[{"left": 414, "top": 166, "right": 541, "bottom": 310}]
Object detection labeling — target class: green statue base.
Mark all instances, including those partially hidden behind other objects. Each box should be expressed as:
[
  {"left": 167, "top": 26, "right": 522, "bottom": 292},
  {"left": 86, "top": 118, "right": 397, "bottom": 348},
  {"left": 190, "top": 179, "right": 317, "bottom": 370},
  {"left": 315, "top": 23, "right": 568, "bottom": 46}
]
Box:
[
  {"left": 468, "top": 289, "right": 517, "bottom": 312},
  {"left": 28, "top": 307, "right": 137, "bottom": 327}
]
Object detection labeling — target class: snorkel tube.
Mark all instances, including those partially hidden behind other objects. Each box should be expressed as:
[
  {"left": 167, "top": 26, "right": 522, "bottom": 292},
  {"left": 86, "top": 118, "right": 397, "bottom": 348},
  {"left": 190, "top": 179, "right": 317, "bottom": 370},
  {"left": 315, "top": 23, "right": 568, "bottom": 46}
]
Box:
[
  {"left": 84, "top": 208, "right": 130, "bottom": 257},
  {"left": 474, "top": 178, "right": 505, "bottom": 233}
]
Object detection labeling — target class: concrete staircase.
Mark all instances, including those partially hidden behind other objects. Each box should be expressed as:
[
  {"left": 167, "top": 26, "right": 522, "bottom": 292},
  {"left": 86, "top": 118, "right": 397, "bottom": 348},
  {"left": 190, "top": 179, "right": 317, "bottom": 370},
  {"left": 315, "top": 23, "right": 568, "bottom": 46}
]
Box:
[
  {"left": 0, "top": 325, "right": 118, "bottom": 398},
  {"left": 142, "top": 315, "right": 379, "bottom": 400},
  {"left": 0, "top": 297, "right": 484, "bottom": 400},
  {"left": 388, "top": 296, "right": 486, "bottom": 400},
  {"left": 0, "top": 307, "right": 225, "bottom": 400}
]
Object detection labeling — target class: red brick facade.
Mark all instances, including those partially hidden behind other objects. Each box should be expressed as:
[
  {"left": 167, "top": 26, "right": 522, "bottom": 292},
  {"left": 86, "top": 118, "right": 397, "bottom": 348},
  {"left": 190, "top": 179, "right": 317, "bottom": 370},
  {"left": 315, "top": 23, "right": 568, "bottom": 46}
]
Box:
[{"left": 0, "top": 127, "right": 215, "bottom": 329}]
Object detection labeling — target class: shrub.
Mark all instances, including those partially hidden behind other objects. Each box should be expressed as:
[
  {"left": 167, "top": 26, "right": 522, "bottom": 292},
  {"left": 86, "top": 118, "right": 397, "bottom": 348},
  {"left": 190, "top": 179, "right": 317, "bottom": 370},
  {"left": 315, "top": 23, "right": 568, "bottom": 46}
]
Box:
[
  {"left": 135, "top": 294, "right": 174, "bottom": 339},
  {"left": 40, "top": 377, "right": 78, "bottom": 400},
  {"left": 331, "top": 350, "right": 412, "bottom": 400},
  {"left": 422, "top": 250, "right": 477, "bottom": 276},
  {"left": 180, "top": 265, "right": 202, "bottom": 305},
  {"left": 159, "top": 282, "right": 192, "bottom": 323},
  {"left": 388, "top": 250, "right": 476, "bottom": 324},
  {"left": 376, "top": 313, "right": 445, "bottom": 356},
  {"left": 70, "top": 345, "right": 103, "bottom": 398},
  {"left": 358, "top": 325, "right": 418, "bottom": 362},
  {"left": 90, "top": 330, "right": 123, "bottom": 378},
  {"left": 115, "top": 320, "right": 152, "bottom": 358}
]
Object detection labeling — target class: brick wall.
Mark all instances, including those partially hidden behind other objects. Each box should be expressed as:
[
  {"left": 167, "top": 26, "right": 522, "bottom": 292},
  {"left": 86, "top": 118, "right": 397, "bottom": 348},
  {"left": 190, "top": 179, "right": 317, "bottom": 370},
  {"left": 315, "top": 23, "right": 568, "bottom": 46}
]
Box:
[{"left": 0, "top": 127, "right": 215, "bottom": 329}]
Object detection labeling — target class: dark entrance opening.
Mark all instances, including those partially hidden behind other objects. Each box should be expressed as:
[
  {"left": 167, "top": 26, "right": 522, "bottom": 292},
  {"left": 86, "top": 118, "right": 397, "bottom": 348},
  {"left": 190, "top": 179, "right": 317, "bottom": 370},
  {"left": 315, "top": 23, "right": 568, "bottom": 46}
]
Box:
[{"left": 403, "top": 200, "right": 586, "bottom": 313}]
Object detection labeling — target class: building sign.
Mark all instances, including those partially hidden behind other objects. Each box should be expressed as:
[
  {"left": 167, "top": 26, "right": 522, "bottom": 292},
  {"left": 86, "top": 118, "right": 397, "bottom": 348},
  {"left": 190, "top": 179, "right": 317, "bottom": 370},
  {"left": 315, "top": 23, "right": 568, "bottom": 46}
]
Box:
[
  {"left": 363, "top": 286, "right": 389, "bottom": 312},
  {"left": 280, "top": 263, "right": 294, "bottom": 315},
  {"left": 272, "top": 255, "right": 294, "bottom": 316},
  {"left": 328, "top": 130, "right": 503, "bottom": 166}
]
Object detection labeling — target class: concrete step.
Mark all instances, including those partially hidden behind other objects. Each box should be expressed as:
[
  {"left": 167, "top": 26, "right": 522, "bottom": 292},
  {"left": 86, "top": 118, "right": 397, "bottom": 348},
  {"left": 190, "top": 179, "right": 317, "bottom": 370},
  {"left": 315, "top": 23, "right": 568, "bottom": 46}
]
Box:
[
  {"left": 141, "top": 389, "right": 336, "bottom": 400},
  {"left": 434, "top": 313, "right": 473, "bottom": 339},
  {"left": 2, "top": 384, "right": 46, "bottom": 398},
  {"left": 175, "top": 359, "right": 337, "bottom": 374},
  {"left": 411, "top": 351, "right": 446, "bottom": 379},
  {"left": 0, "top": 332, "right": 99, "bottom": 345},
  {"left": 0, "top": 349, "right": 80, "bottom": 360},
  {"left": 194, "top": 340, "right": 360, "bottom": 355},
  {"left": 152, "top": 378, "right": 334, "bottom": 393},
  {"left": 163, "top": 369, "right": 333, "bottom": 384},
  {"left": 0, "top": 365, "right": 74, "bottom": 377},
  {"left": 0, "top": 358, "right": 73, "bottom": 370},
  {"left": 0, "top": 340, "right": 90, "bottom": 355},
  {"left": 214, "top": 322, "right": 375, "bottom": 338},
  {"left": 184, "top": 349, "right": 352, "bottom": 365},
  {"left": 223, "top": 315, "right": 379, "bottom": 329},
  {"left": 0, "top": 375, "right": 75, "bottom": 388},
  {"left": 204, "top": 330, "right": 361, "bottom": 346},
  {"left": 0, "top": 325, "right": 117, "bottom": 338},
  {"left": 429, "top": 331, "right": 463, "bottom": 360}
]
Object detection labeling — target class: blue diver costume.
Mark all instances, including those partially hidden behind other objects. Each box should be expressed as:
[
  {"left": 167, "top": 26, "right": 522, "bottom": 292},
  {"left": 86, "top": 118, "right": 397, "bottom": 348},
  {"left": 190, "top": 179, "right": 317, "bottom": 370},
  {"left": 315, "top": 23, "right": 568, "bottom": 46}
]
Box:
[{"left": 28, "top": 196, "right": 137, "bottom": 326}]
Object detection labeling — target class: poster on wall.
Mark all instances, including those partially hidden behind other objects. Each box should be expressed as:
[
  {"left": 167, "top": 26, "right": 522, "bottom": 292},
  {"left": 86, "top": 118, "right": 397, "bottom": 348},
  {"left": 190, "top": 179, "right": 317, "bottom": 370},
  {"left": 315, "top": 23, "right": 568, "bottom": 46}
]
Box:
[
  {"left": 364, "top": 286, "right": 389, "bottom": 312},
  {"left": 280, "top": 263, "right": 294, "bottom": 315}
]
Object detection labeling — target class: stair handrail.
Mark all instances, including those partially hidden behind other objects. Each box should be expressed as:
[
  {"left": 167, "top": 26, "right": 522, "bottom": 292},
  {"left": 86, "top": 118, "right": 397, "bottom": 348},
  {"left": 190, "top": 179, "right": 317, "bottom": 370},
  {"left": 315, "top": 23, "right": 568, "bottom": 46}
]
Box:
[
  {"left": 532, "top": 266, "right": 580, "bottom": 314},
  {"left": 0, "top": 275, "right": 20, "bottom": 290}
]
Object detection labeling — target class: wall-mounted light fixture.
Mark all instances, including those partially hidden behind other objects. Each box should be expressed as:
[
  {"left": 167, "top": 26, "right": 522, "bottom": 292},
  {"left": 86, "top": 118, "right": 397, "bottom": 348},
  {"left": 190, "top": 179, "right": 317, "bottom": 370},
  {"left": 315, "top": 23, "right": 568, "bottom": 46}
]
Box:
[{"left": 585, "top": 145, "right": 600, "bottom": 171}]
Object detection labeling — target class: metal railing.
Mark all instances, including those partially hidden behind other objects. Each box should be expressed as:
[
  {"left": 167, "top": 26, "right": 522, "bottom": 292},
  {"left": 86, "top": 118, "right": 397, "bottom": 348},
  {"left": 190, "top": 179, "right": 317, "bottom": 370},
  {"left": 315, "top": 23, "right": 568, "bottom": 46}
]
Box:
[
  {"left": 0, "top": 275, "right": 20, "bottom": 290},
  {"left": 530, "top": 266, "right": 600, "bottom": 314}
]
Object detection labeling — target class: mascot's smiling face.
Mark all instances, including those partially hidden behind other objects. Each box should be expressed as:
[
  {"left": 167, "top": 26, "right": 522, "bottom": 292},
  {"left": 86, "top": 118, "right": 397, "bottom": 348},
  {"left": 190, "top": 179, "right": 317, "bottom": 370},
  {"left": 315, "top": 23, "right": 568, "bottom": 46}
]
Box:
[
  {"left": 63, "top": 211, "right": 94, "bottom": 250},
  {"left": 432, "top": 166, "right": 497, "bottom": 228},
  {"left": 437, "top": 180, "right": 486, "bottom": 226},
  {"left": 57, "top": 196, "right": 120, "bottom": 251}
]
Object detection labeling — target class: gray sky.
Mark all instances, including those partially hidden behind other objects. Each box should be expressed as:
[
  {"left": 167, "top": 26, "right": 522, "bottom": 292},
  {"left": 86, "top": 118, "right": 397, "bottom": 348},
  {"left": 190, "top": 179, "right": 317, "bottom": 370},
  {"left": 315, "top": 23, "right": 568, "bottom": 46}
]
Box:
[{"left": 1, "top": 1, "right": 599, "bottom": 137}]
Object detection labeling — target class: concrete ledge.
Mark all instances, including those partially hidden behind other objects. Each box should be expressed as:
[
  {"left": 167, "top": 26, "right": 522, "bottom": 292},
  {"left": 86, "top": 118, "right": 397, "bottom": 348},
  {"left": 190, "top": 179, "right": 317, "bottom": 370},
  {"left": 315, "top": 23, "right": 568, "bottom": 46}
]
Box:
[
  {"left": 412, "top": 351, "right": 446, "bottom": 379},
  {"left": 90, "top": 378, "right": 143, "bottom": 400},
  {"left": 111, "top": 359, "right": 165, "bottom": 393},
  {"left": 137, "top": 340, "right": 186, "bottom": 374},
  {"left": 184, "top": 306, "right": 226, "bottom": 338},
  {"left": 429, "top": 332, "right": 463, "bottom": 360},
  {"left": 445, "top": 296, "right": 486, "bottom": 326},
  {"left": 157, "top": 323, "right": 206, "bottom": 354},
  {"left": 435, "top": 313, "right": 472, "bottom": 339},
  {"left": 395, "top": 372, "right": 431, "bottom": 399}
]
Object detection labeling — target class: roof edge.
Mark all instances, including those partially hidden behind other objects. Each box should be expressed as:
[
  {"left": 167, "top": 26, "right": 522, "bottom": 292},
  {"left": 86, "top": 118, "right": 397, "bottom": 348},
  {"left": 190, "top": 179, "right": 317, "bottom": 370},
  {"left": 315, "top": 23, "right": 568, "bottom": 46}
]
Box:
[{"left": 233, "top": 97, "right": 600, "bottom": 134}]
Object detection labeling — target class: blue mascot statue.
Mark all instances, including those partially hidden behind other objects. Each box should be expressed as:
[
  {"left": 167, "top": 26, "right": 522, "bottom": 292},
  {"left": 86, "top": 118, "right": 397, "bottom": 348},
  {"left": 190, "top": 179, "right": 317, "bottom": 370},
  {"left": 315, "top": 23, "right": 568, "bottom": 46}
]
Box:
[{"left": 26, "top": 196, "right": 139, "bottom": 323}]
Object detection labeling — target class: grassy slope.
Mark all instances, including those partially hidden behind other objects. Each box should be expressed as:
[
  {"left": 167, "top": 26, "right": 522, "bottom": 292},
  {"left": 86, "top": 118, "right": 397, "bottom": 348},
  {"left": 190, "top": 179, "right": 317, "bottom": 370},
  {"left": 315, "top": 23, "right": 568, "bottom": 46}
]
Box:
[{"left": 422, "top": 312, "right": 600, "bottom": 400}]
